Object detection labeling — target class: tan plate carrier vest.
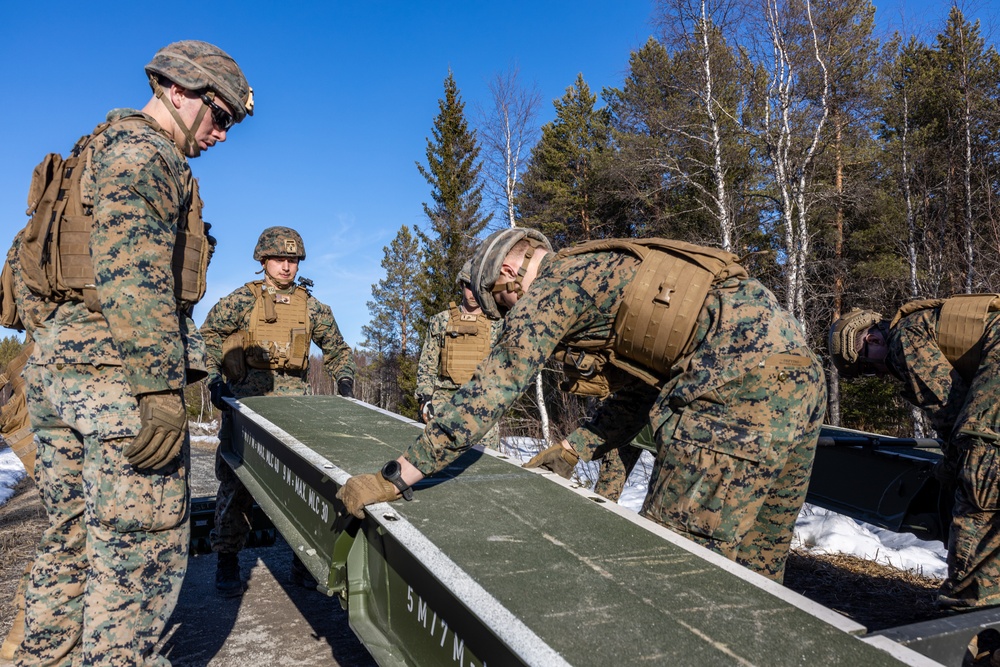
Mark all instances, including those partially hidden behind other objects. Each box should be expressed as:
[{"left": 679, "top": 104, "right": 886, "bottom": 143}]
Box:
[
  {"left": 890, "top": 293, "right": 1000, "bottom": 385},
  {"left": 244, "top": 281, "right": 311, "bottom": 372},
  {"left": 440, "top": 302, "right": 492, "bottom": 384},
  {"left": 17, "top": 116, "right": 211, "bottom": 313},
  {"left": 553, "top": 238, "right": 747, "bottom": 398},
  {"left": 1, "top": 340, "right": 36, "bottom": 478}
]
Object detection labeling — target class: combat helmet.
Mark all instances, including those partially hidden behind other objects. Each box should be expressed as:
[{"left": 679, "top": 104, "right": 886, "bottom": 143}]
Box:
[
  {"left": 254, "top": 227, "right": 306, "bottom": 262},
  {"left": 145, "top": 40, "right": 254, "bottom": 122},
  {"left": 470, "top": 228, "right": 552, "bottom": 319},
  {"left": 456, "top": 260, "right": 472, "bottom": 286},
  {"left": 828, "top": 309, "right": 888, "bottom": 378}
]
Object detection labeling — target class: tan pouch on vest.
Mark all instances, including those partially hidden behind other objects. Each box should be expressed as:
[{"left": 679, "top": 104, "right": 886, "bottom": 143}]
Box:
[
  {"left": 0, "top": 257, "right": 22, "bottom": 331},
  {"left": 440, "top": 303, "right": 492, "bottom": 384},
  {"left": 221, "top": 330, "right": 247, "bottom": 383},
  {"left": 552, "top": 347, "right": 612, "bottom": 398}
]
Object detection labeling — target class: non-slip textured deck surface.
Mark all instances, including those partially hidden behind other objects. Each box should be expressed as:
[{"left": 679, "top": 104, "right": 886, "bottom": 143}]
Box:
[{"left": 238, "top": 395, "right": 911, "bottom": 666}]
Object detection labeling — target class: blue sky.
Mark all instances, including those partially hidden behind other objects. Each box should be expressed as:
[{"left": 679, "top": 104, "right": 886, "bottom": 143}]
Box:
[{"left": 0, "top": 0, "right": 980, "bottom": 348}]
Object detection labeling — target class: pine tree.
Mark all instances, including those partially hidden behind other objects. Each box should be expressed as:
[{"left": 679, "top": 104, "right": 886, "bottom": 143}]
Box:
[
  {"left": 361, "top": 226, "right": 423, "bottom": 418},
  {"left": 517, "top": 74, "right": 615, "bottom": 247},
  {"left": 0, "top": 335, "right": 24, "bottom": 370},
  {"left": 935, "top": 7, "right": 1000, "bottom": 293},
  {"left": 604, "top": 33, "right": 760, "bottom": 249},
  {"left": 0, "top": 335, "right": 26, "bottom": 406},
  {"left": 415, "top": 70, "right": 492, "bottom": 330}
]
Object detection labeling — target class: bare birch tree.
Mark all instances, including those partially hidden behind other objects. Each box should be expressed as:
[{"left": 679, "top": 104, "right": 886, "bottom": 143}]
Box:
[
  {"left": 478, "top": 64, "right": 542, "bottom": 228},
  {"left": 755, "top": 0, "right": 830, "bottom": 330},
  {"left": 477, "top": 66, "right": 552, "bottom": 444},
  {"left": 654, "top": 0, "right": 746, "bottom": 250}
]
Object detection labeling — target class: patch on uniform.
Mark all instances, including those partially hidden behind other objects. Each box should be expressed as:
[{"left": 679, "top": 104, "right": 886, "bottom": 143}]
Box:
[
  {"left": 283, "top": 239, "right": 298, "bottom": 255},
  {"left": 275, "top": 294, "right": 290, "bottom": 304}
]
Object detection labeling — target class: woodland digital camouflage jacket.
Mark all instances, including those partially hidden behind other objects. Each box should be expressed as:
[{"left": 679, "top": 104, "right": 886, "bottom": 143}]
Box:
[
  {"left": 25, "top": 109, "right": 206, "bottom": 396},
  {"left": 405, "top": 250, "right": 810, "bottom": 475},
  {"left": 200, "top": 281, "right": 355, "bottom": 397},
  {"left": 887, "top": 307, "right": 1000, "bottom": 440}
]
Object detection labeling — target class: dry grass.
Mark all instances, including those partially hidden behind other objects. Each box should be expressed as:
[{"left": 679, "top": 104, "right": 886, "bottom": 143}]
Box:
[
  {"left": 783, "top": 548, "right": 945, "bottom": 631},
  {"left": 0, "top": 476, "right": 46, "bottom": 640}
]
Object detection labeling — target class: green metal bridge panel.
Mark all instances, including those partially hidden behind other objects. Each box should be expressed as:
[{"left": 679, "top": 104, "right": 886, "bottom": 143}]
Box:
[{"left": 231, "top": 395, "right": 922, "bottom": 666}]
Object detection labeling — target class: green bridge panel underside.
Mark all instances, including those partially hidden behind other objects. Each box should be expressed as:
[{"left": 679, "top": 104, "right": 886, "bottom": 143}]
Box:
[{"left": 237, "top": 395, "right": 908, "bottom": 666}]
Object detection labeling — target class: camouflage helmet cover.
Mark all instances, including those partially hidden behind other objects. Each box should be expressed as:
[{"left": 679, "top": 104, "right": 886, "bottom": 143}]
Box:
[
  {"left": 145, "top": 40, "right": 254, "bottom": 122},
  {"left": 471, "top": 228, "right": 552, "bottom": 319},
  {"left": 456, "top": 260, "right": 472, "bottom": 286},
  {"left": 254, "top": 226, "right": 306, "bottom": 261},
  {"left": 828, "top": 309, "right": 884, "bottom": 377}
]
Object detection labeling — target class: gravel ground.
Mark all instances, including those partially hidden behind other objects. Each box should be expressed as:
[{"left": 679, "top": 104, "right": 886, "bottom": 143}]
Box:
[{"left": 0, "top": 437, "right": 375, "bottom": 667}]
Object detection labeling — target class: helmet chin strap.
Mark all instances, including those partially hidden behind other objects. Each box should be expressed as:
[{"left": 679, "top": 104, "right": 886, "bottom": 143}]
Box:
[
  {"left": 150, "top": 76, "right": 208, "bottom": 157},
  {"left": 261, "top": 263, "right": 294, "bottom": 290}
]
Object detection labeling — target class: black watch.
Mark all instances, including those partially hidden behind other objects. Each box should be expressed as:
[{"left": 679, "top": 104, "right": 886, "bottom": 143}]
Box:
[{"left": 381, "top": 460, "right": 413, "bottom": 501}]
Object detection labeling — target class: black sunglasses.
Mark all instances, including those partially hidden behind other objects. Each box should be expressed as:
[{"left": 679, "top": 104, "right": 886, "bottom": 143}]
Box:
[{"left": 200, "top": 94, "right": 235, "bottom": 132}]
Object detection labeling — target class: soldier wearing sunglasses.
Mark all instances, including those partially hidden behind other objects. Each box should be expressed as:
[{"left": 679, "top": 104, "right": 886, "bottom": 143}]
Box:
[{"left": 9, "top": 40, "right": 253, "bottom": 666}]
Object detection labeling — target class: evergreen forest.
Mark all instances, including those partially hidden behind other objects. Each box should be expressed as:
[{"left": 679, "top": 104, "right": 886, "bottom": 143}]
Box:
[{"left": 352, "top": 2, "right": 1000, "bottom": 440}]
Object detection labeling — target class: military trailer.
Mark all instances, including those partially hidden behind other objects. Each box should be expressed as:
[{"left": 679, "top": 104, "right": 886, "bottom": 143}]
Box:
[{"left": 219, "top": 394, "right": 1000, "bottom": 666}]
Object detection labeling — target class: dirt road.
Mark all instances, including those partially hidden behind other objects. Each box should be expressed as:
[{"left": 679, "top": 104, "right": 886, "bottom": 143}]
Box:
[{"left": 1, "top": 437, "right": 376, "bottom": 667}]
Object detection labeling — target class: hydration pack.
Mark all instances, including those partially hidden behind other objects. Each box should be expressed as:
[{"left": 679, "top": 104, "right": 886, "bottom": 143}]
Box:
[
  {"left": 891, "top": 293, "right": 1000, "bottom": 384},
  {"left": 17, "top": 116, "right": 212, "bottom": 312},
  {"left": 555, "top": 238, "right": 747, "bottom": 396}
]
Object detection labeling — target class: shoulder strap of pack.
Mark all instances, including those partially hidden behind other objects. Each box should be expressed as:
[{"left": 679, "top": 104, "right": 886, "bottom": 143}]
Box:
[
  {"left": 558, "top": 238, "right": 746, "bottom": 279},
  {"left": 889, "top": 298, "right": 945, "bottom": 329},
  {"left": 0, "top": 340, "right": 32, "bottom": 389}
]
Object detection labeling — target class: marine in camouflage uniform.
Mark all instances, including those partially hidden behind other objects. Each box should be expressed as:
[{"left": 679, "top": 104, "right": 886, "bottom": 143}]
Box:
[
  {"left": 11, "top": 41, "right": 254, "bottom": 666},
  {"left": 415, "top": 261, "right": 502, "bottom": 449},
  {"left": 201, "top": 226, "right": 355, "bottom": 595},
  {"left": 341, "top": 229, "right": 827, "bottom": 582},
  {"left": 831, "top": 305, "right": 1000, "bottom": 610}
]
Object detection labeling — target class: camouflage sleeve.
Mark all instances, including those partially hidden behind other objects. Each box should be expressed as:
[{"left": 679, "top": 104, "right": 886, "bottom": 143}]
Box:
[
  {"left": 888, "top": 310, "right": 966, "bottom": 435},
  {"left": 489, "top": 318, "right": 504, "bottom": 347},
  {"left": 404, "top": 273, "right": 595, "bottom": 477},
  {"left": 566, "top": 384, "right": 659, "bottom": 461},
  {"left": 416, "top": 310, "right": 448, "bottom": 401},
  {"left": 89, "top": 129, "right": 189, "bottom": 396},
  {"left": 199, "top": 287, "right": 255, "bottom": 386},
  {"left": 309, "top": 297, "right": 355, "bottom": 383}
]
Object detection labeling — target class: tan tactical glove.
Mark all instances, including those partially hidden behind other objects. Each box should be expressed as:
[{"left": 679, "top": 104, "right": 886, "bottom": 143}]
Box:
[
  {"left": 126, "top": 389, "right": 187, "bottom": 470},
  {"left": 523, "top": 442, "right": 580, "bottom": 479},
  {"left": 337, "top": 472, "right": 398, "bottom": 519}
]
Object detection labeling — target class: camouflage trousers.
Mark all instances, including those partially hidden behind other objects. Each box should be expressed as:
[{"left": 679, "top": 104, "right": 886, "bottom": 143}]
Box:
[
  {"left": 593, "top": 445, "right": 643, "bottom": 502},
  {"left": 641, "top": 350, "right": 826, "bottom": 582},
  {"left": 19, "top": 363, "right": 189, "bottom": 667},
  {"left": 937, "top": 435, "right": 1000, "bottom": 609},
  {"left": 209, "top": 412, "right": 254, "bottom": 554},
  {"left": 430, "top": 388, "right": 500, "bottom": 450}
]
